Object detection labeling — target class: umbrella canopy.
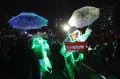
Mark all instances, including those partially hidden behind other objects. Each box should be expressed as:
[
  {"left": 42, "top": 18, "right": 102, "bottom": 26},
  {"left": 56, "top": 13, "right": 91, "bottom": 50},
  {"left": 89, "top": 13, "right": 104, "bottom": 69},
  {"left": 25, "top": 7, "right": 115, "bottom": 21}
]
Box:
[
  {"left": 8, "top": 12, "right": 48, "bottom": 30},
  {"left": 68, "top": 6, "right": 100, "bottom": 28}
]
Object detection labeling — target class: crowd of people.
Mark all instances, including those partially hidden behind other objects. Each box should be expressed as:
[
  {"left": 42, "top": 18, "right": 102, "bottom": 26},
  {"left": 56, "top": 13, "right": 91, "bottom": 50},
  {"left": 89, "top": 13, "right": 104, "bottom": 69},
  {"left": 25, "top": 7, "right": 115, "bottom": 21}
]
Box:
[{"left": 0, "top": 23, "right": 120, "bottom": 79}]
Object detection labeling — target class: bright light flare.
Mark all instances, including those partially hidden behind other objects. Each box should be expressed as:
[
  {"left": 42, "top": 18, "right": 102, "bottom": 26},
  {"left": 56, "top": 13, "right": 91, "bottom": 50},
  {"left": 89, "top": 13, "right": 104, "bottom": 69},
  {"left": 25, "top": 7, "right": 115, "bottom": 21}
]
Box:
[{"left": 63, "top": 24, "right": 70, "bottom": 31}]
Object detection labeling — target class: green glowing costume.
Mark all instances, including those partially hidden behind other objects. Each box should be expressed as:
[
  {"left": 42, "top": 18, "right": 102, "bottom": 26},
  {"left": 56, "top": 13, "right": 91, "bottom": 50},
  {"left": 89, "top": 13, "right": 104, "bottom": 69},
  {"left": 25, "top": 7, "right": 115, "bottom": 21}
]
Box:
[
  {"left": 31, "top": 34, "right": 52, "bottom": 75},
  {"left": 60, "top": 28, "right": 92, "bottom": 79}
]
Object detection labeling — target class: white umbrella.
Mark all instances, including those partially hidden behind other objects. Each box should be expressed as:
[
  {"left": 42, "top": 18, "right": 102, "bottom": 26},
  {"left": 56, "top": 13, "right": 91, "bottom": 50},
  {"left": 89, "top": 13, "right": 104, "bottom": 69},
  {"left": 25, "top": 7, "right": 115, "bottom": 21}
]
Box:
[{"left": 68, "top": 6, "right": 100, "bottom": 28}]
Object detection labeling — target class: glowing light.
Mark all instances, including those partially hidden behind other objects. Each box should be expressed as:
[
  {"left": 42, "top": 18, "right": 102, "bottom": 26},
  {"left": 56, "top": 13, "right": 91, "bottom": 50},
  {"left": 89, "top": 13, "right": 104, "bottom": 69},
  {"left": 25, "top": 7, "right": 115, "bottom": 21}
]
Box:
[
  {"left": 108, "top": 17, "right": 111, "bottom": 20},
  {"left": 24, "top": 31, "right": 27, "bottom": 34},
  {"left": 63, "top": 24, "right": 70, "bottom": 31},
  {"left": 100, "top": 75, "right": 107, "bottom": 79}
]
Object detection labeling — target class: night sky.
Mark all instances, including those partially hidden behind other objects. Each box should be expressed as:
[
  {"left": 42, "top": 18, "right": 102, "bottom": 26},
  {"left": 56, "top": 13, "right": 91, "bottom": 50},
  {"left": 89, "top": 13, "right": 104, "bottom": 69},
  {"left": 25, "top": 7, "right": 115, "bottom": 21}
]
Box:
[{"left": 0, "top": 0, "right": 116, "bottom": 21}]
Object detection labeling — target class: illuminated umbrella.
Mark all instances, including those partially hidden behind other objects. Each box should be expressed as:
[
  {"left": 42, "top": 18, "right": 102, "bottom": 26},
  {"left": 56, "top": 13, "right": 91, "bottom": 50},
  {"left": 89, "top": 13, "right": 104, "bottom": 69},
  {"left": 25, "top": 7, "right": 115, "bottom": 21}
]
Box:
[
  {"left": 8, "top": 12, "right": 48, "bottom": 30},
  {"left": 68, "top": 6, "right": 100, "bottom": 28}
]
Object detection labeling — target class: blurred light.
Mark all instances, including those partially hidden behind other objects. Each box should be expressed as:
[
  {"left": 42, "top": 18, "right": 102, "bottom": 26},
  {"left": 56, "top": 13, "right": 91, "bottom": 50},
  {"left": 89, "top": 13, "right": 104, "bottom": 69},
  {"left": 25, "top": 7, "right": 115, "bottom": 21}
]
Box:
[
  {"left": 105, "top": 57, "right": 109, "bottom": 61},
  {"left": 25, "top": 31, "right": 27, "bottom": 34},
  {"left": 63, "top": 24, "right": 70, "bottom": 31},
  {"left": 100, "top": 75, "right": 107, "bottom": 79},
  {"left": 28, "top": 34, "right": 32, "bottom": 37}
]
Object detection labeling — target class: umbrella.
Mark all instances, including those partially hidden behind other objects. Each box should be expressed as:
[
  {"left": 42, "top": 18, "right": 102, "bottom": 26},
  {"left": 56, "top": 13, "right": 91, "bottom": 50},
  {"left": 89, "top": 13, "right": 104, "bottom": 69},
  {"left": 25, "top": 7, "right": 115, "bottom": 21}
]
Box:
[
  {"left": 8, "top": 12, "right": 48, "bottom": 30},
  {"left": 68, "top": 6, "right": 100, "bottom": 28}
]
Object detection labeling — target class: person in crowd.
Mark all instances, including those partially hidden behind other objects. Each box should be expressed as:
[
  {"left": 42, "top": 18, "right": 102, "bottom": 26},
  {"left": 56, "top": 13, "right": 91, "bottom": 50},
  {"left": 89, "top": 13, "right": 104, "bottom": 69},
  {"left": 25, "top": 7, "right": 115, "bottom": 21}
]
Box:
[
  {"left": 31, "top": 31, "right": 52, "bottom": 79},
  {"left": 60, "top": 27, "right": 92, "bottom": 79}
]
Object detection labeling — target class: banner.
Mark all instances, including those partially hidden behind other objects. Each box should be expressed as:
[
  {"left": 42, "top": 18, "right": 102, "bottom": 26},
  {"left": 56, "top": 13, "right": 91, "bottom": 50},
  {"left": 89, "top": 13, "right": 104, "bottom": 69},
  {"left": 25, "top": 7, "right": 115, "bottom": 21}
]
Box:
[{"left": 65, "top": 42, "right": 88, "bottom": 52}]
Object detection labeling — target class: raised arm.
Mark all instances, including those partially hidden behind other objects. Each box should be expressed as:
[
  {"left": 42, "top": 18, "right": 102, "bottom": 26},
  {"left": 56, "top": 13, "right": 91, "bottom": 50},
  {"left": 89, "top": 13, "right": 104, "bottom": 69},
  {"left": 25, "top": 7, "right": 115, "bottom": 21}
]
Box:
[{"left": 78, "top": 28, "right": 92, "bottom": 42}]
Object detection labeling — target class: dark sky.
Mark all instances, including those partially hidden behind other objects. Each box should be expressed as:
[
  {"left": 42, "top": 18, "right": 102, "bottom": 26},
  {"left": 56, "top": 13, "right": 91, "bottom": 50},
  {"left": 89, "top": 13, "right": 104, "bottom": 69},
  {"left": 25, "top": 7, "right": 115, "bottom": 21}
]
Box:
[{"left": 0, "top": 0, "right": 116, "bottom": 25}]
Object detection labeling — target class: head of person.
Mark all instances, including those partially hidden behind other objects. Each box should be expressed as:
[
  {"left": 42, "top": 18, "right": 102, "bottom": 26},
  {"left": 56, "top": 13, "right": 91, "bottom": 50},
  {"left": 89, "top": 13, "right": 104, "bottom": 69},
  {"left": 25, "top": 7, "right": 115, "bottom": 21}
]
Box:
[{"left": 68, "top": 27, "right": 82, "bottom": 41}]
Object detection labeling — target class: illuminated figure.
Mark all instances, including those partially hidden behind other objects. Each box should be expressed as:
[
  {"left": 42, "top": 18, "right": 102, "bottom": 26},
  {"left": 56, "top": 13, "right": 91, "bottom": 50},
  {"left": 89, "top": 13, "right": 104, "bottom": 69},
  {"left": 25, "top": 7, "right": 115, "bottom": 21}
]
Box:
[
  {"left": 61, "top": 27, "right": 92, "bottom": 79},
  {"left": 31, "top": 32, "right": 52, "bottom": 78}
]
